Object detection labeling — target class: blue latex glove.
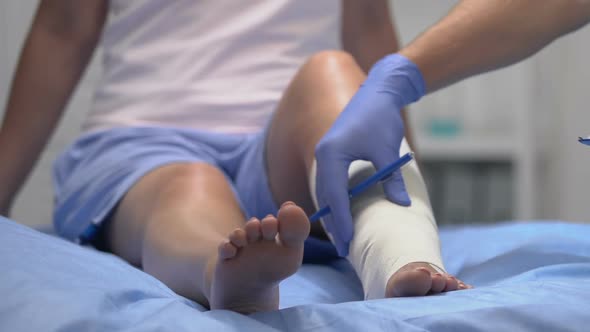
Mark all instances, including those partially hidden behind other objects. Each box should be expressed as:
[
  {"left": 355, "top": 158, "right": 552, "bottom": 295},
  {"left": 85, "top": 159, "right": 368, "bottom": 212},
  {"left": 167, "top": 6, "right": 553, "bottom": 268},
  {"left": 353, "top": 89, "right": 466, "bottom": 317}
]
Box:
[{"left": 314, "top": 54, "right": 426, "bottom": 256}]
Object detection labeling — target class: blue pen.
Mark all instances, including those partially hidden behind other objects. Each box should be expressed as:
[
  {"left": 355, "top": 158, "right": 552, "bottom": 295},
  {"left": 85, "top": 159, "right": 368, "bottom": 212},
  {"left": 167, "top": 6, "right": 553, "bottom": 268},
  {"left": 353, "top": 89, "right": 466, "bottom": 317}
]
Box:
[
  {"left": 309, "top": 152, "right": 414, "bottom": 223},
  {"left": 578, "top": 137, "right": 590, "bottom": 146}
]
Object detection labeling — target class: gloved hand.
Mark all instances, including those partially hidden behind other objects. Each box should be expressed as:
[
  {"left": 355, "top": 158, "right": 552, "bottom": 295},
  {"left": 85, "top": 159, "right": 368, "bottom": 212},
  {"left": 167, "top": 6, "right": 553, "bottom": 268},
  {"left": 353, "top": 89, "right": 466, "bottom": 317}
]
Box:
[{"left": 314, "top": 53, "right": 426, "bottom": 256}]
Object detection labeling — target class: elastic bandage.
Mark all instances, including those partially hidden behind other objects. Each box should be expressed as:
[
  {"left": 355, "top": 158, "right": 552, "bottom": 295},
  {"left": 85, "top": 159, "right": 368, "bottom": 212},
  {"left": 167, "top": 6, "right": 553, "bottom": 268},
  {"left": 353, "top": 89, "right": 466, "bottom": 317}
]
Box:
[{"left": 309, "top": 138, "right": 445, "bottom": 299}]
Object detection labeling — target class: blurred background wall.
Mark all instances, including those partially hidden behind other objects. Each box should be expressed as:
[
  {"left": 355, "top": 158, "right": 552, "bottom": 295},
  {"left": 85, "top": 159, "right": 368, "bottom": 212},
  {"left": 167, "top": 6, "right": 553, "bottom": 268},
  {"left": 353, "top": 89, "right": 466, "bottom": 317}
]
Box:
[{"left": 1, "top": 0, "right": 589, "bottom": 228}]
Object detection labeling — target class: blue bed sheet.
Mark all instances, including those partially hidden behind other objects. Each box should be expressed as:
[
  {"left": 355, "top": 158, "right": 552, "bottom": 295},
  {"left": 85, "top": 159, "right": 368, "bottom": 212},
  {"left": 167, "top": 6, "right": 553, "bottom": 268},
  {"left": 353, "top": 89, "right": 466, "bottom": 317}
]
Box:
[{"left": 1, "top": 216, "right": 589, "bottom": 331}]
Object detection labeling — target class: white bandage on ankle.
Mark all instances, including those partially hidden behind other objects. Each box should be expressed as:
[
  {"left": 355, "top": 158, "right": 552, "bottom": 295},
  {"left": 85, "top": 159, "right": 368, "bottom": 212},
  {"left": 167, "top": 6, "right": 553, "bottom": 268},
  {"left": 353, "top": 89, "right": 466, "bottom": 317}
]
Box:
[{"left": 309, "top": 138, "right": 445, "bottom": 299}]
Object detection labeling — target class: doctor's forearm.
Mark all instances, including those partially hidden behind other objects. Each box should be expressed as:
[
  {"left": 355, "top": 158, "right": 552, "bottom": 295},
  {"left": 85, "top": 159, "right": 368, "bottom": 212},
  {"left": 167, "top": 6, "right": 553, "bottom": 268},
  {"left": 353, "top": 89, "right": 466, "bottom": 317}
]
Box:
[{"left": 399, "top": 0, "right": 590, "bottom": 92}]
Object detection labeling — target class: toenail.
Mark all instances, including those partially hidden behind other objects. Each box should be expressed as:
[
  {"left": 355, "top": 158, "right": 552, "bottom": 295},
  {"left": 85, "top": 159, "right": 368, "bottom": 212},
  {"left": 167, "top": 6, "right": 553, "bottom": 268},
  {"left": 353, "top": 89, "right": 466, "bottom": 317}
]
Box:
[
  {"left": 281, "top": 201, "right": 295, "bottom": 207},
  {"left": 434, "top": 273, "right": 442, "bottom": 277},
  {"left": 416, "top": 267, "right": 431, "bottom": 274},
  {"left": 248, "top": 217, "right": 258, "bottom": 222},
  {"left": 265, "top": 214, "right": 273, "bottom": 218}
]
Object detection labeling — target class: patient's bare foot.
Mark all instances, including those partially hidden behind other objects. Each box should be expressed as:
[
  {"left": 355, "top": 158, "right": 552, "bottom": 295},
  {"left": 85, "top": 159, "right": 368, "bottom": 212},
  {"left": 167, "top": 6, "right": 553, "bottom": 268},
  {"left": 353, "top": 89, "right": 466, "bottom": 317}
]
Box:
[
  {"left": 385, "top": 262, "right": 472, "bottom": 298},
  {"left": 210, "top": 202, "right": 310, "bottom": 314}
]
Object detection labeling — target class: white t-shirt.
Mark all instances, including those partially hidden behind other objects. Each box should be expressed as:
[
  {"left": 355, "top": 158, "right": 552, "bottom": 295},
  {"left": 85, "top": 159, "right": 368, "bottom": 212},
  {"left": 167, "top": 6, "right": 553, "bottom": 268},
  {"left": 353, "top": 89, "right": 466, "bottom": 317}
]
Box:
[{"left": 83, "top": 0, "right": 340, "bottom": 134}]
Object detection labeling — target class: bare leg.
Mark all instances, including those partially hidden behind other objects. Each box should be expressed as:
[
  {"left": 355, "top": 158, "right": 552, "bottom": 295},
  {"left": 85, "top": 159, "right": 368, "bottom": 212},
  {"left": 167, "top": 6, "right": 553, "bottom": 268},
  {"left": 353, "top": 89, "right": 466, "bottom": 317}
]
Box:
[
  {"left": 266, "top": 51, "right": 470, "bottom": 297},
  {"left": 104, "top": 163, "right": 309, "bottom": 312}
]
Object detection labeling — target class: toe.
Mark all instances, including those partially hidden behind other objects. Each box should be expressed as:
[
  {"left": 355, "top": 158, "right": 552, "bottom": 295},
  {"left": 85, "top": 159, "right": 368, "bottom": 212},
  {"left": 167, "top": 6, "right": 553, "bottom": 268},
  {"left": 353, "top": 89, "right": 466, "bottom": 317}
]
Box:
[
  {"left": 229, "top": 228, "right": 248, "bottom": 248},
  {"left": 430, "top": 273, "right": 446, "bottom": 293},
  {"left": 245, "top": 218, "right": 262, "bottom": 243},
  {"left": 261, "top": 215, "right": 279, "bottom": 241},
  {"left": 444, "top": 275, "right": 459, "bottom": 292},
  {"left": 386, "top": 268, "right": 432, "bottom": 297},
  {"left": 458, "top": 280, "right": 471, "bottom": 290},
  {"left": 218, "top": 241, "right": 238, "bottom": 260},
  {"left": 277, "top": 202, "right": 310, "bottom": 247}
]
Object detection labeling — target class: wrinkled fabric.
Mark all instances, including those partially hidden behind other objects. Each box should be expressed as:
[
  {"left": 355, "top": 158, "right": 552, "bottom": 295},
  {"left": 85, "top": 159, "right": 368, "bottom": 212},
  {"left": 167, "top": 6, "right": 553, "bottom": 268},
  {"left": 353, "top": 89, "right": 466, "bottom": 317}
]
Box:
[{"left": 1, "top": 218, "right": 589, "bottom": 332}]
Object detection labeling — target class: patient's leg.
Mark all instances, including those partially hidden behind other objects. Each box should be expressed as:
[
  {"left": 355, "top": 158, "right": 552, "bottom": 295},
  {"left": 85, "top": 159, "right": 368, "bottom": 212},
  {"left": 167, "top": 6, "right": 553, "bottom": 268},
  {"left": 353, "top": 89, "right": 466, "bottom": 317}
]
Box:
[
  {"left": 340, "top": 147, "right": 472, "bottom": 298},
  {"left": 266, "top": 50, "right": 470, "bottom": 298},
  {"left": 104, "top": 163, "right": 309, "bottom": 313}
]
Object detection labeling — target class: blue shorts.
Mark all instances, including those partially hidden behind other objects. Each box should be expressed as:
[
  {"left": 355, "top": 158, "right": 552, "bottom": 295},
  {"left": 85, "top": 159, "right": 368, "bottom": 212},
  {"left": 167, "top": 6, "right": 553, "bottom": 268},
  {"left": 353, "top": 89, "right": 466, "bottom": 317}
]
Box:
[
  {"left": 53, "top": 126, "right": 338, "bottom": 261},
  {"left": 53, "top": 126, "right": 278, "bottom": 243}
]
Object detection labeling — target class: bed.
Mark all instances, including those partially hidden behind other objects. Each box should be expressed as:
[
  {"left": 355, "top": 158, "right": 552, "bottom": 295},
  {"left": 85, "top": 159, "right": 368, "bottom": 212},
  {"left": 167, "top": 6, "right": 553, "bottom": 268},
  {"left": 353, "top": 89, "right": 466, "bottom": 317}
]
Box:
[{"left": 1, "top": 216, "right": 589, "bottom": 331}]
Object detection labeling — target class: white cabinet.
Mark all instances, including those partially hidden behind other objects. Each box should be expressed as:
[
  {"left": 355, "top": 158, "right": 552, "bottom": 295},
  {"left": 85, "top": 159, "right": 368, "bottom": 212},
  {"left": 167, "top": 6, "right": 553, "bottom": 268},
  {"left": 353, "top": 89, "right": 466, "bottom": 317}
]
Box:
[
  {"left": 410, "top": 60, "right": 538, "bottom": 223},
  {"left": 392, "top": 0, "right": 540, "bottom": 222}
]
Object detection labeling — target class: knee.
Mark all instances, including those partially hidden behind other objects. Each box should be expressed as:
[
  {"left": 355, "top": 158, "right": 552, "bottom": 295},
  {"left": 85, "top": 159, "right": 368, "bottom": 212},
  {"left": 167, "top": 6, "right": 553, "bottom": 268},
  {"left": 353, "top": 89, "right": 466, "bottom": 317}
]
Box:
[
  {"left": 170, "top": 162, "right": 223, "bottom": 180},
  {"left": 303, "top": 50, "right": 361, "bottom": 78},
  {"left": 158, "top": 163, "right": 226, "bottom": 197},
  {"left": 270, "top": 50, "right": 365, "bottom": 135}
]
